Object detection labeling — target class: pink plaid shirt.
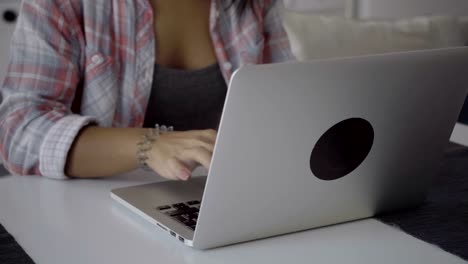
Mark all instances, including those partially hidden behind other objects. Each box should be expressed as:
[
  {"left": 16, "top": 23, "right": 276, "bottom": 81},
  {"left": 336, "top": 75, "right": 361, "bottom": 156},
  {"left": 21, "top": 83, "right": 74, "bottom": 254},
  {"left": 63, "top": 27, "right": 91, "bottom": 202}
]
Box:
[{"left": 0, "top": 0, "right": 293, "bottom": 179}]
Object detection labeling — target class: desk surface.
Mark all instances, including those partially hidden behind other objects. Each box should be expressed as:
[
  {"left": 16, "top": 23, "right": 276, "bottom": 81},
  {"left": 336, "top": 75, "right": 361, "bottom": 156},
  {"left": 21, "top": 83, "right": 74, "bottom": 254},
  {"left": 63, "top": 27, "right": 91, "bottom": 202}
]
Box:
[{"left": 0, "top": 170, "right": 466, "bottom": 264}]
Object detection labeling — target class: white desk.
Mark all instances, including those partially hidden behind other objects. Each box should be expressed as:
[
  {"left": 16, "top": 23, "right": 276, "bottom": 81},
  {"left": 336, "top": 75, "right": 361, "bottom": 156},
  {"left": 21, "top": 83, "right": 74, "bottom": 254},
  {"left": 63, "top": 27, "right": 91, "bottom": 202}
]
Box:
[{"left": 0, "top": 171, "right": 466, "bottom": 264}]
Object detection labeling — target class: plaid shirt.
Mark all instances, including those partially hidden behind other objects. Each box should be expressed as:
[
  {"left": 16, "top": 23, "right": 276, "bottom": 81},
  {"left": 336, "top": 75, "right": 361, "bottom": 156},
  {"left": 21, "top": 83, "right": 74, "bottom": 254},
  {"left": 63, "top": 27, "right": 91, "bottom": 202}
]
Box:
[{"left": 0, "top": 0, "right": 293, "bottom": 179}]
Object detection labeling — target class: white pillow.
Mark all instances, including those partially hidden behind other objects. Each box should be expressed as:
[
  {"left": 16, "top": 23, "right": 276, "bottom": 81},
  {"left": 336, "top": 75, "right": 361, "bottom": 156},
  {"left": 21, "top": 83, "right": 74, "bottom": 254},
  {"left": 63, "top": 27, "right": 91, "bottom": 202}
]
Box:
[
  {"left": 282, "top": 10, "right": 468, "bottom": 61},
  {"left": 283, "top": 0, "right": 346, "bottom": 15}
]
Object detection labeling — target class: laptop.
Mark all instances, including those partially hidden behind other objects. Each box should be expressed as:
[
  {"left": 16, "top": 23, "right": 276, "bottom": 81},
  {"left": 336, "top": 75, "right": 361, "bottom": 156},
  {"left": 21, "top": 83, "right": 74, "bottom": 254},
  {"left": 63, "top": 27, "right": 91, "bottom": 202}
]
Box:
[{"left": 111, "top": 47, "right": 468, "bottom": 250}]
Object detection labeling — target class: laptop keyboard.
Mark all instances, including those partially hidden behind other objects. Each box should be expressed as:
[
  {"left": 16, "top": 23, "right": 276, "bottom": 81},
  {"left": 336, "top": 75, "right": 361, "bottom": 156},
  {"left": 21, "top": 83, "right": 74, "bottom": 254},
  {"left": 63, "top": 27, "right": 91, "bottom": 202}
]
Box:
[{"left": 157, "top": 200, "right": 201, "bottom": 230}]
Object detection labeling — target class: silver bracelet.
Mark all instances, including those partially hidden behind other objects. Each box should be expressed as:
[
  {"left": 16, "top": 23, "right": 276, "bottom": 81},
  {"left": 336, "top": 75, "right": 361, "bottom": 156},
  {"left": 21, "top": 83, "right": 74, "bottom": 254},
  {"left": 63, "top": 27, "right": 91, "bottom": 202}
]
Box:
[{"left": 137, "top": 124, "right": 174, "bottom": 170}]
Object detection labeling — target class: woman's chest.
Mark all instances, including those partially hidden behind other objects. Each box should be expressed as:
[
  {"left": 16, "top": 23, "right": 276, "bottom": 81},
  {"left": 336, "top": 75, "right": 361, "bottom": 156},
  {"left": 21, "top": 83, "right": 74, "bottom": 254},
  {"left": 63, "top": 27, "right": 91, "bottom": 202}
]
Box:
[{"left": 152, "top": 1, "right": 217, "bottom": 69}]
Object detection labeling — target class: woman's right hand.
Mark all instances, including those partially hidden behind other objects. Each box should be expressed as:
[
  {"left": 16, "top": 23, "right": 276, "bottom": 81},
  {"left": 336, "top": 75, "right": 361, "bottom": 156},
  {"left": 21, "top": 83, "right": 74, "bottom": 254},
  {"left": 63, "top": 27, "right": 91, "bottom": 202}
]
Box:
[{"left": 146, "top": 129, "right": 217, "bottom": 181}]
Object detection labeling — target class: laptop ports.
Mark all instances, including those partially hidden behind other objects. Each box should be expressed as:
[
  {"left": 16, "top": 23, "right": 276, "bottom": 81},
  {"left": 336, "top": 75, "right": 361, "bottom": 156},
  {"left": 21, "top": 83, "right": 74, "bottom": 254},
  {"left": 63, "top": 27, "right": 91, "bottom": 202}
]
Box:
[{"left": 178, "top": 236, "right": 185, "bottom": 243}]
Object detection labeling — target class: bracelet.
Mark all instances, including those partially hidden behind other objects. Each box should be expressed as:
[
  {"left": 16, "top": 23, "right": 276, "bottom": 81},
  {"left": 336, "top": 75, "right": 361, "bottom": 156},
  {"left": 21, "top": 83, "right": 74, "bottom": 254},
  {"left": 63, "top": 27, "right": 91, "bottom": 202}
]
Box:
[{"left": 137, "top": 124, "right": 174, "bottom": 170}]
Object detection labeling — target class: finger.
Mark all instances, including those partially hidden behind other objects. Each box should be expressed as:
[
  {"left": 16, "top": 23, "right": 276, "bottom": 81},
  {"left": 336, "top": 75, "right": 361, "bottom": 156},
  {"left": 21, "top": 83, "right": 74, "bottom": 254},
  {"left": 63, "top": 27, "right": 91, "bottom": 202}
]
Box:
[
  {"left": 182, "top": 160, "right": 199, "bottom": 172},
  {"left": 203, "top": 129, "right": 217, "bottom": 139},
  {"left": 197, "top": 129, "right": 217, "bottom": 144},
  {"left": 205, "top": 129, "right": 218, "bottom": 143},
  {"left": 149, "top": 164, "right": 178, "bottom": 181},
  {"left": 168, "top": 158, "right": 192, "bottom": 181},
  {"left": 180, "top": 147, "right": 212, "bottom": 170},
  {"left": 197, "top": 141, "right": 215, "bottom": 153},
  {"left": 185, "top": 137, "right": 215, "bottom": 152}
]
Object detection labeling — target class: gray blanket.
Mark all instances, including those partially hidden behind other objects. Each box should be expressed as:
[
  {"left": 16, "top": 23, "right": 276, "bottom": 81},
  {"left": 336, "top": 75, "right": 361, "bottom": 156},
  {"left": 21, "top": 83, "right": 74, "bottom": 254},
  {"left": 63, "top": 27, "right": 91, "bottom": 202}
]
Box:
[
  {"left": 378, "top": 143, "right": 468, "bottom": 260},
  {"left": 0, "top": 224, "right": 34, "bottom": 264}
]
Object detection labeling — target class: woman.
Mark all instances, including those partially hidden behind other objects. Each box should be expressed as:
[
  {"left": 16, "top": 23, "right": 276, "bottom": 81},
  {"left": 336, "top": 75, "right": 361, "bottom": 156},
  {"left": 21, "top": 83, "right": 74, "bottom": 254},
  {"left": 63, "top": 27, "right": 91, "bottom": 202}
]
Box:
[{"left": 0, "top": 0, "right": 293, "bottom": 181}]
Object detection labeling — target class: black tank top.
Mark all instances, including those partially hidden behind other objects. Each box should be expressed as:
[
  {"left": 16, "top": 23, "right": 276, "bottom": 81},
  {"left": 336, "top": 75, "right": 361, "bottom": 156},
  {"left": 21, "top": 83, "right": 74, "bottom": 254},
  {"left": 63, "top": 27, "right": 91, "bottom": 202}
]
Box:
[{"left": 143, "top": 63, "right": 228, "bottom": 131}]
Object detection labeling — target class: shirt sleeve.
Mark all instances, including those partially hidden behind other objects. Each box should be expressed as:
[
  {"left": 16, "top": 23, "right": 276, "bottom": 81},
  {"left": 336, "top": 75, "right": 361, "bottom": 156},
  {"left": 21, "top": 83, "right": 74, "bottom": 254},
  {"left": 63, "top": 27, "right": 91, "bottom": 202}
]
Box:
[
  {"left": 263, "top": 0, "right": 296, "bottom": 63},
  {"left": 0, "top": 0, "right": 96, "bottom": 179}
]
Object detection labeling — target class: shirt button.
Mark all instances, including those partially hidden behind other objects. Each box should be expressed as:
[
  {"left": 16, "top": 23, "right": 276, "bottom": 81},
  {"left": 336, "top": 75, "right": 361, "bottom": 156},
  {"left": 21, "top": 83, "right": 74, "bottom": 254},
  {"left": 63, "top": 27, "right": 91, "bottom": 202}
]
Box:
[
  {"left": 223, "top": 62, "right": 232, "bottom": 71},
  {"left": 91, "top": 54, "right": 103, "bottom": 64}
]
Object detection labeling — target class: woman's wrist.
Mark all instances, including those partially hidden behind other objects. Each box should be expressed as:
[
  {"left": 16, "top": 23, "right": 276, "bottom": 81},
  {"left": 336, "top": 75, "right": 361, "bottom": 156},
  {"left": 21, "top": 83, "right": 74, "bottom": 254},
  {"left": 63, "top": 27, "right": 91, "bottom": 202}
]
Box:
[
  {"left": 136, "top": 125, "right": 174, "bottom": 170},
  {"left": 66, "top": 127, "right": 150, "bottom": 178}
]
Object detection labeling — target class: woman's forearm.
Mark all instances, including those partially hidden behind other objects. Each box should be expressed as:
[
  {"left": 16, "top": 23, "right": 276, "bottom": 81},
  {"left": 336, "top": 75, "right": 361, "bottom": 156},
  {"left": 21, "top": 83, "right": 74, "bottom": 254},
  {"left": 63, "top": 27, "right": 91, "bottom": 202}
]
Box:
[{"left": 65, "top": 126, "right": 148, "bottom": 178}]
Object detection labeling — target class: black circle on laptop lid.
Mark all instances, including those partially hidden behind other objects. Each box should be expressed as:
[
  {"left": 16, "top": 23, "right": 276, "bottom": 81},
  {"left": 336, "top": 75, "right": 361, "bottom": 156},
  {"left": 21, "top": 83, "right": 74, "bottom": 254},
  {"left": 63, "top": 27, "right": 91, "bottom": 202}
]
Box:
[{"left": 310, "top": 118, "right": 374, "bottom": 181}]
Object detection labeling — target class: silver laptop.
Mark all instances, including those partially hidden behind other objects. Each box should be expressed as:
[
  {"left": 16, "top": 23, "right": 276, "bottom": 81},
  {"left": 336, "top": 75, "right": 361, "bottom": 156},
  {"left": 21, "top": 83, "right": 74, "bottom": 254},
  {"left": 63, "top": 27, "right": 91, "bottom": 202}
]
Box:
[{"left": 111, "top": 47, "right": 468, "bottom": 250}]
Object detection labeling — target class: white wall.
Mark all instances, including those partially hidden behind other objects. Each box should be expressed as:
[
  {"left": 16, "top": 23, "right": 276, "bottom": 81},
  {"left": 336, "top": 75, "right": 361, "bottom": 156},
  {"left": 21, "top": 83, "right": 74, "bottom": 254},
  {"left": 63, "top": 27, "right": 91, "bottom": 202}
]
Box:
[
  {"left": 284, "top": 0, "right": 348, "bottom": 15},
  {"left": 353, "top": 0, "right": 468, "bottom": 19},
  {"left": 284, "top": 0, "right": 468, "bottom": 18}
]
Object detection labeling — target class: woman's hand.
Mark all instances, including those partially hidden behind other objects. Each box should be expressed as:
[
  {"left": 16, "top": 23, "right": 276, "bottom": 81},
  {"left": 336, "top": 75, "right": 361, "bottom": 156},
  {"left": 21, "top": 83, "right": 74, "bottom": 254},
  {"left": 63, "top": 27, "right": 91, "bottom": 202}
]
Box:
[{"left": 146, "top": 129, "right": 217, "bottom": 181}]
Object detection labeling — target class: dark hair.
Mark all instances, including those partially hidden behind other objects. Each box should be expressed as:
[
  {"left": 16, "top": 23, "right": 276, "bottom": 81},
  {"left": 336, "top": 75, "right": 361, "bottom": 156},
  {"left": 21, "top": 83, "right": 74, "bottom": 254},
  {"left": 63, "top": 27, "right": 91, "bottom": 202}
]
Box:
[{"left": 227, "top": 0, "right": 252, "bottom": 15}]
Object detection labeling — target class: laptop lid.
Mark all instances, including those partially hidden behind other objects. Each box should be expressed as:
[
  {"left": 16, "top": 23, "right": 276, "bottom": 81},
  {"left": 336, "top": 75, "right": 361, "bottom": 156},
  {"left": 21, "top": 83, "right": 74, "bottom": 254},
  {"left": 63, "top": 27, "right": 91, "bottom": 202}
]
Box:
[{"left": 192, "top": 47, "right": 468, "bottom": 249}]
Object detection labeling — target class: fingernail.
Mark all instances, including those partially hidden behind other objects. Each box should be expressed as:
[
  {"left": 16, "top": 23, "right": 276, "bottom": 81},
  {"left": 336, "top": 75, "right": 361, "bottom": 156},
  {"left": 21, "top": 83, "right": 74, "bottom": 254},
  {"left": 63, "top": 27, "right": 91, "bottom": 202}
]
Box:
[{"left": 178, "top": 170, "right": 191, "bottom": 181}]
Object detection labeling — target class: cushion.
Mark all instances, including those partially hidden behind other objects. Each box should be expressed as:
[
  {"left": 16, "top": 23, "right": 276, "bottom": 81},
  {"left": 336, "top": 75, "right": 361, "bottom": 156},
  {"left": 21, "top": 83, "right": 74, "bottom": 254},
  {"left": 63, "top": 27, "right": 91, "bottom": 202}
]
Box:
[{"left": 282, "top": 10, "right": 468, "bottom": 60}]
